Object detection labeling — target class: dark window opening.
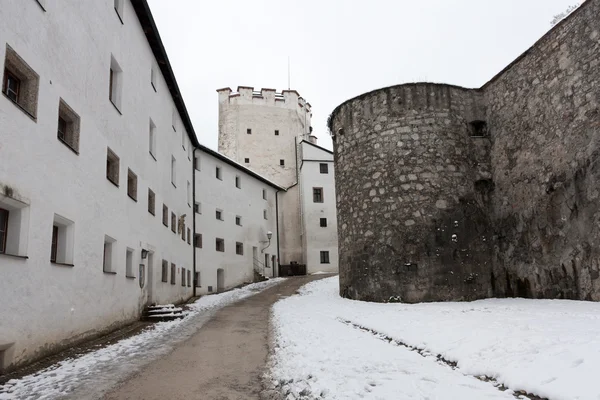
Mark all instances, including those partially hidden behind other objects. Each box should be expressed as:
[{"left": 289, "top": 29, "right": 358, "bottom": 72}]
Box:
[
  {"left": 247, "top": 128, "right": 251, "bottom": 134},
  {"left": 313, "top": 187, "right": 323, "bottom": 203},
  {"left": 320, "top": 218, "right": 327, "bottom": 227},
  {"left": 280, "top": 159, "right": 285, "bottom": 166},
  {"left": 319, "top": 163, "right": 329, "bottom": 174},
  {"left": 469, "top": 120, "right": 488, "bottom": 137},
  {"left": 50, "top": 225, "right": 58, "bottom": 262},
  {"left": 320, "top": 251, "right": 330, "bottom": 264},
  {"left": 216, "top": 238, "right": 225, "bottom": 252},
  {"left": 274, "top": 130, "right": 279, "bottom": 136},
  {"left": 244, "top": 158, "right": 250, "bottom": 163},
  {"left": 0, "top": 208, "right": 8, "bottom": 254},
  {"left": 236, "top": 242, "right": 243, "bottom": 255},
  {"left": 2, "top": 69, "right": 20, "bottom": 102}
]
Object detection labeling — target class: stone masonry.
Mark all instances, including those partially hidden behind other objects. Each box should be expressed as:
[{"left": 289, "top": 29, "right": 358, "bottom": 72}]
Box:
[{"left": 329, "top": 0, "right": 600, "bottom": 303}]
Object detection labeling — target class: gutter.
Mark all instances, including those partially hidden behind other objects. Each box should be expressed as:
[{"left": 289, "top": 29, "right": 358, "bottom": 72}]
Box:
[
  {"left": 275, "top": 190, "right": 280, "bottom": 278},
  {"left": 192, "top": 148, "right": 197, "bottom": 297}
]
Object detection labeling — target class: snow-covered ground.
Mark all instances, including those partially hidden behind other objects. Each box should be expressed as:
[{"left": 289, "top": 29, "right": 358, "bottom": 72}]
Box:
[
  {"left": 0, "top": 278, "right": 284, "bottom": 400},
  {"left": 268, "top": 277, "right": 600, "bottom": 400}
]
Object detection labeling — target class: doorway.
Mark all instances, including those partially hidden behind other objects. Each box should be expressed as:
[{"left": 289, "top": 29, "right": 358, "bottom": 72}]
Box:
[{"left": 217, "top": 268, "right": 225, "bottom": 293}]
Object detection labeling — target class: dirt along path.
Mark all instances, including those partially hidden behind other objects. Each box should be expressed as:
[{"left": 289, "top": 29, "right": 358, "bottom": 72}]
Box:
[{"left": 103, "top": 275, "right": 329, "bottom": 400}]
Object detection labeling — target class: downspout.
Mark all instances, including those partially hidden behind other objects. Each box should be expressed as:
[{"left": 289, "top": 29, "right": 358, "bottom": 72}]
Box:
[
  {"left": 192, "top": 147, "right": 197, "bottom": 297},
  {"left": 275, "top": 190, "right": 280, "bottom": 278}
]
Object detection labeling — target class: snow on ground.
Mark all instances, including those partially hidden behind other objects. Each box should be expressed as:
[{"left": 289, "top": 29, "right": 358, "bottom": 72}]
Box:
[
  {"left": 0, "top": 278, "right": 284, "bottom": 400},
  {"left": 268, "top": 276, "right": 600, "bottom": 400}
]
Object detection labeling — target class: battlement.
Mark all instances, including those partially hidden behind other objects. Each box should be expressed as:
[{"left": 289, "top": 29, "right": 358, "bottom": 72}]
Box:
[{"left": 217, "top": 86, "right": 311, "bottom": 113}]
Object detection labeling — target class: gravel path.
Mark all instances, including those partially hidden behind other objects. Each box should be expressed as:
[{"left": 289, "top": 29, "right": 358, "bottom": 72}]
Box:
[{"left": 103, "top": 275, "right": 329, "bottom": 400}]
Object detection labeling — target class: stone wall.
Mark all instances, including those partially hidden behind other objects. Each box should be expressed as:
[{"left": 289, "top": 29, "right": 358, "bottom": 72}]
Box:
[
  {"left": 484, "top": 0, "right": 600, "bottom": 300},
  {"left": 330, "top": 84, "right": 494, "bottom": 303}
]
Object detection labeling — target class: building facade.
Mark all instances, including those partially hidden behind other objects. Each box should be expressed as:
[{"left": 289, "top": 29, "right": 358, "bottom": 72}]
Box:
[
  {"left": 329, "top": 0, "right": 600, "bottom": 303},
  {"left": 217, "top": 87, "right": 340, "bottom": 273},
  {"left": 0, "top": 0, "right": 281, "bottom": 373}
]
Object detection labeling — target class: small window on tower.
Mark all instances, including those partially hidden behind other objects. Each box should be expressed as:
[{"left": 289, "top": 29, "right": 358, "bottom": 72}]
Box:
[
  {"left": 274, "top": 130, "right": 279, "bottom": 136},
  {"left": 247, "top": 128, "right": 252, "bottom": 135},
  {"left": 280, "top": 159, "right": 285, "bottom": 166},
  {"left": 244, "top": 158, "right": 250, "bottom": 163}
]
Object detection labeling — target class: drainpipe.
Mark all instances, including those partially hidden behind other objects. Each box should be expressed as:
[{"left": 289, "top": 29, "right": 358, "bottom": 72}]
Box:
[
  {"left": 275, "top": 190, "right": 280, "bottom": 278},
  {"left": 192, "top": 147, "right": 197, "bottom": 297}
]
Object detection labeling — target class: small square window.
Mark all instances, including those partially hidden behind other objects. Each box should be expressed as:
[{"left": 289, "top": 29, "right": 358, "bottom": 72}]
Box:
[
  {"left": 244, "top": 158, "right": 250, "bottom": 163},
  {"left": 262, "top": 189, "right": 267, "bottom": 200},
  {"left": 319, "top": 163, "right": 329, "bottom": 174},
  {"left": 235, "top": 216, "right": 242, "bottom": 226},
  {"left": 320, "top": 251, "right": 330, "bottom": 264},
  {"left": 106, "top": 148, "right": 120, "bottom": 186},
  {"left": 182, "top": 267, "right": 186, "bottom": 286},
  {"left": 236, "top": 242, "right": 244, "bottom": 255},
  {"left": 171, "top": 212, "right": 176, "bottom": 233},
  {"left": 216, "top": 209, "right": 223, "bottom": 221},
  {"left": 246, "top": 128, "right": 252, "bottom": 134},
  {"left": 161, "top": 260, "right": 168, "bottom": 282},
  {"left": 3, "top": 45, "right": 40, "bottom": 118},
  {"left": 194, "top": 233, "right": 202, "bottom": 248},
  {"left": 127, "top": 169, "right": 137, "bottom": 201},
  {"left": 194, "top": 202, "right": 201, "bottom": 214},
  {"left": 187, "top": 228, "right": 191, "bottom": 245},
  {"left": 235, "top": 176, "right": 241, "bottom": 189},
  {"left": 320, "top": 218, "right": 327, "bottom": 227},
  {"left": 171, "top": 263, "right": 176, "bottom": 284},
  {"left": 187, "top": 270, "right": 191, "bottom": 287},
  {"left": 162, "top": 204, "right": 168, "bottom": 227},
  {"left": 148, "top": 189, "right": 155, "bottom": 215},
  {"left": 274, "top": 130, "right": 279, "bottom": 136},
  {"left": 280, "top": 159, "right": 285, "bottom": 166},
  {"left": 313, "top": 187, "right": 323, "bottom": 203},
  {"left": 126, "top": 248, "right": 135, "bottom": 278},
  {"left": 57, "top": 99, "right": 80, "bottom": 153},
  {"left": 216, "top": 167, "right": 222, "bottom": 180},
  {"left": 263, "top": 209, "right": 268, "bottom": 220},
  {"left": 469, "top": 120, "right": 488, "bottom": 137},
  {"left": 216, "top": 238, "right": 225, "bottom": 252}
]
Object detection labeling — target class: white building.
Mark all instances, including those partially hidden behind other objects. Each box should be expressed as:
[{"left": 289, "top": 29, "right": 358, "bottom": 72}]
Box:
[
  {"left": 217, "top": 87, "right": 339, "bottom": 274},
  {"left": 0, "top": 0, "right": 280, "bottom": 373},
  {"left": 299, "top": 140, "right": 339, "bottom": 273}
]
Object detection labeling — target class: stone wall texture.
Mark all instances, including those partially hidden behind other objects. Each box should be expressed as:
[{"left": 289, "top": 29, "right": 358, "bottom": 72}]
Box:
[{"left": 330, "top": 0, "right": 600, "bottom": 303}]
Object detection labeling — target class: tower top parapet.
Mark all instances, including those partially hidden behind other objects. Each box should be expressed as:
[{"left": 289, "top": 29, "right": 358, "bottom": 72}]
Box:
[{"left": 217, "top": 86, "right": 311, "bottom": 113}]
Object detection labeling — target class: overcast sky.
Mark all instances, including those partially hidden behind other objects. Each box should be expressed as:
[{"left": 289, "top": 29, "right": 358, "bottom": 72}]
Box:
[{"left": 147, "top": 0, "right": 579, "bottom": 151}]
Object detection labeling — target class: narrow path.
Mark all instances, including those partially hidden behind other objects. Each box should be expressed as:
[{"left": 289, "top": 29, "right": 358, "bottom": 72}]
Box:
[{"left": 103, "top": 275, "right": 328, "bottom": 400}]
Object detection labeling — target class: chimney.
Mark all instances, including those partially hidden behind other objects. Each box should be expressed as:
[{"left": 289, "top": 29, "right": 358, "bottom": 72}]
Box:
[{"left": 309, "top": 135, "right": 317, "bottom": 145}]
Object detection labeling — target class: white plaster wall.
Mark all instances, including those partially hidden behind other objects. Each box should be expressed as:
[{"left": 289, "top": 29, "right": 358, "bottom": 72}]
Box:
[
  {"left": 0, "top": 0, "right": 194, "bottom": 369},
  {"left": 193, "top": 152, "right": 279, "bottom": 294},
  {"left": 299, "top": 142, "right": 339, "bottom": 274}
]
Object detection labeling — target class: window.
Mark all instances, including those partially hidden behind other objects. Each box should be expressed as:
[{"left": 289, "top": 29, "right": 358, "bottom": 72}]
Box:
[
  {"left": 149, "top": 119, "right": 156, "bottom": 159},
  {"left": 320, "top": 218, "right": 328, "bottom": 227},
  {"left": 194, "top": 155, "right": 200, "bottom": 171},
  {"left": 216, "top": 209, "right": 223, "bottom": 221},
  {"left": 171, "top": 212, "right": 176, "bottom": 233},
  {"left": 280, "top": 159, "right": 285, "bottom": 166},
  {"left": 180, "top": 218, "right": 186, "bottom": 241},
  {"left": 55, "top": 99, "right": 80, "bottom": 153},
  {"left": 216, "top": 238, "right": 224, "bottom": 252},
  {"left": 109, "top": 55, "right": 123, "bottom": 111},
  {"left": 194, "top": 202, "right": 201, "bottom": 214},
  {"left": 313, "top": 187, "right": 323, "bottom": 203},
  {"left": 150, "top": 65, "right": 157, "bottom": 91},
  {"left": 51, "top": 214, "right": 75, "bottom": 265},
  {"left": 320, "top": 163, "right": 329, "bottom": 174},
  {"left": 236, "top": 242, "right": 243, "bottom": 255},
  {"left": 127, "top": 169, "right": 137, "bottom": 201},
  {"left": 3, "top": 45, "right": 40, "bottom": 118},
  {"left": 263, "top": 209, "right": 268, "bottom": 220},
  {"left": 161, "top": 260, "right": 168, "bottom": 282},
  {"left": 320, "top": 251, "right": 330, "bottom": 264},
  {"left": 194, "top": 234, "right": 202, "bottom": 248},
  {"left": 114, "top": 0, "right": 124, "bottom": 22},
  {"left": 162, "top": 204, "right": 168, "bottom": 226},
  {"left": 171, "top": 263, "right": 176, "bottom": 284},
  {"left": 171, "top": 156, "right": 176, "bottom": 187},
  {"left": 106, "top": 148, "right": 120, "bottom": 186},
  {"left": 235, "top": 175, "right": 241, "bottom": 189},
  {"left": 244, "top": 158, "right": 250, "bottom": 163},
  {"left": 216, "top": 166, "right": 222, "bottom": 180},
  {"left": 274, "top": 130, "right": 279, "bottom": 136},
  {"left": 126, "top": 248, "right": 134, "bottom": 278},
  {"left": 246, "top": 128, "right": 251, "bottom": 134},
  {"left": 262, "top": 189, "right": 267, "bottom": 200},
  {"left": 103, "top": 235, "right": 116, "bottom": 273},
  {"left": 194, "top": 271, "right": 200, "bottom": 287},
  {"left": 182, "top": 268, "right": 186, "bottom": 286},
  {"left": 235, "top": 216, "right": 242, "bottom": 226},
  {"left": 187, "top": 181, "right": 191, "bottom": 206},
  {"left": 0, "top": 196, "right": 30, "bottom": 257},
  {"left": 172, "top": 108, "right": 177, "bottom": 131},
  {"left": 187, "top": 270, "right": 191, "bottom": 287},
  {"left": 187, "top": 228, "right": 191, "bottom": 245},
  {"left": 0, "top": 208, "right": 7, "bottom": 254},
  {"left": 469, "top": 120, "right": 488, "bottom": 137},
  {"left": 148, "top": 189, "right": 155, "bottom": 215}
]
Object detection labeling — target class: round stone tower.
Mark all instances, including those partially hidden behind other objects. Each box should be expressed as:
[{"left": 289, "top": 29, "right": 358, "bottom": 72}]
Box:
[{"left": 329, "top": 83, "right": 494, "bottom": 303}]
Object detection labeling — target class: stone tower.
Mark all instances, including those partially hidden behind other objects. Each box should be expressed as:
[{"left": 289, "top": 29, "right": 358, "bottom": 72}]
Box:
[{"left": 217, "top": 86, "right": 312, "bottom": 265}]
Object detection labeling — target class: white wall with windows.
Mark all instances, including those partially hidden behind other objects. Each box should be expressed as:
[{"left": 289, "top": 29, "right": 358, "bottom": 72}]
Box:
[
  {"left": 193, "top": 149, "right": 280, "bottom": 295},
  {"left": 299, "top": 141, "right": 339, "bottom": 274},
  {"left": 0, "top": 0, "right": 195, "bottom": 371}
]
